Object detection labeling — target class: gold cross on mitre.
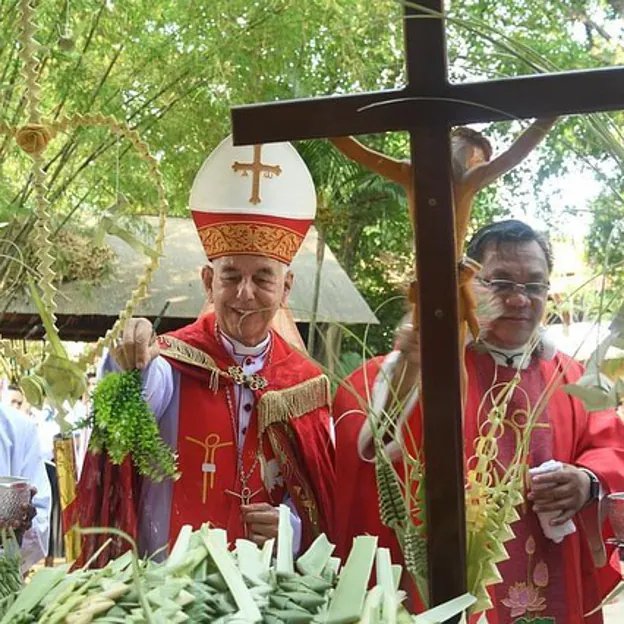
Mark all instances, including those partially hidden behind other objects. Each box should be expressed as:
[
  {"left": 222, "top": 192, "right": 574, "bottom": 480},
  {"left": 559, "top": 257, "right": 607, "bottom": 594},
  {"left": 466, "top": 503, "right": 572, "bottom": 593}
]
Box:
[{"left": 232, "top": 144, "right": 282, "bottom": 205}]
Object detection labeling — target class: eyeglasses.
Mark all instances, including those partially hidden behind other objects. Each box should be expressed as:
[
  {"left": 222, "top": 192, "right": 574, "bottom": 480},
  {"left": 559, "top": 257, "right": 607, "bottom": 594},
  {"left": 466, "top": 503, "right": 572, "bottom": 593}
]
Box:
[{"left": 477, "top": 277, "right": 549, "bottom": 297}]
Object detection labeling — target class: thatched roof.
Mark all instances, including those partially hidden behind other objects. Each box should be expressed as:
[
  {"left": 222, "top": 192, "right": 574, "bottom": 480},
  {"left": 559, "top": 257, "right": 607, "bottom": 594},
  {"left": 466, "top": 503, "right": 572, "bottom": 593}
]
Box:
[{"left": 0, "top": 217, "right": 377, "bottom": 340}]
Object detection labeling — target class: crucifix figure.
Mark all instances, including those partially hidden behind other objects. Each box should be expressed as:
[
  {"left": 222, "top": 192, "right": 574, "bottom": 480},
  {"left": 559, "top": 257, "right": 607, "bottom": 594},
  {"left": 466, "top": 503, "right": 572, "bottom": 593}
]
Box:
[
  {"left": 186, "top": 433, "right": 233, "bottom": 504},
  {"left": 231, "top": 0, "right": 624, "bottom": 617},
  {"left": 226, "top": 486, "right": 263, "bottom": 507},
  {"left": 232, "top": 144, "right": 282, "bottom": 204},
  {"left": 225, "top": 486, "right": 264, "bottom": 537}
]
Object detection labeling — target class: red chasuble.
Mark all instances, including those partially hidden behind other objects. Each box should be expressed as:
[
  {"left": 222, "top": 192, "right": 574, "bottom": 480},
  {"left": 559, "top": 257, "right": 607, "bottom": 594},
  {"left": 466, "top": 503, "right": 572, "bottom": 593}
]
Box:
[
  {"left": 160, "top": 313, "right": 335, "bottom": 548},
  {"left": 333, "top": 346, "right": 624, "bottom": 624}
]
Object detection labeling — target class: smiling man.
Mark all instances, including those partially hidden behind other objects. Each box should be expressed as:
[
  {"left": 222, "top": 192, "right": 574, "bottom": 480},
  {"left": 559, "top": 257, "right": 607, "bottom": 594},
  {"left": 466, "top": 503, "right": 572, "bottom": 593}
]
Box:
[
  {"left": 77, "top": 137, "right": 334, "bottom": 560},
  {"left": 333, "top": 220, "right": 624, "bottom": 623}
]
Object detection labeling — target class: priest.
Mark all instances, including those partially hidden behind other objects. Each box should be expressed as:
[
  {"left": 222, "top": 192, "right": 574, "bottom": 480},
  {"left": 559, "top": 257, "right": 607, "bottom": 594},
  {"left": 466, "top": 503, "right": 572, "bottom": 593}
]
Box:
[
  {"left": 333, "top": 220, "right": 624, "bottom": 623},
  {"left": 76, "top": 137, "right": 334, "bottom": 560}
]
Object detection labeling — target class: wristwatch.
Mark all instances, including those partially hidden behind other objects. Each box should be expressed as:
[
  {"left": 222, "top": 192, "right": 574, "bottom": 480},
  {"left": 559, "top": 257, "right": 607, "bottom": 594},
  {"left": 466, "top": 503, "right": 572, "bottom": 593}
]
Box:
[{"left": 581, "top": 468, "right": 600, "bottom": 504}]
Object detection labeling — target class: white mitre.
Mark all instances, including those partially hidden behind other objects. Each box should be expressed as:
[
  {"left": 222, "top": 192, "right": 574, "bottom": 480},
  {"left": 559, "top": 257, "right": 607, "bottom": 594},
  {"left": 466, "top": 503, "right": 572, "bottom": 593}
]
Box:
[{"left": 189, "top": 135, "right": 316, "bottom": 264}]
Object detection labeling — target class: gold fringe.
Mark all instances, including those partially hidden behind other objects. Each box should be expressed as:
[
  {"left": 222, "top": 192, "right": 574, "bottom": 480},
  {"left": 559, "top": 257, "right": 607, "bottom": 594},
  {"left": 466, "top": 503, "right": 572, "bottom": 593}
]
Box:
[
  {"left": 257, "top": 375, "right": 331, "bottom": 436},
  {"left": 158, "top": 336, "right": 226, "bottom": 382},
  {"left": 158, "top": 336, "right": 273, "bottom": 393}
]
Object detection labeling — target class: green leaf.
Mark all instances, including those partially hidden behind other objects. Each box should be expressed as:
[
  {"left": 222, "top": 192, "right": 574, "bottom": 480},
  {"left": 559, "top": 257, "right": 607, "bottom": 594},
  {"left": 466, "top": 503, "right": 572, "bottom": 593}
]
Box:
[
  {"left": 38, "top": 353, "right": 88, "bottom": 406},
  {"left": 563, "top": 381, "right": 620, "bottom": 411},
  {"left": 200, "top": 528, "right": 262, "bottom": 623},
  {"left": 98, "top": 216, "right": 160, "bottom": 260},
  {"left": 411, "top": 593, "right": 476, "bottom": 623},
  {"left": 325, "top": 535, "right": 377, "bottom": 624},
  {"left": 27, "top": 280, "right": 66, "bottom": 359}
]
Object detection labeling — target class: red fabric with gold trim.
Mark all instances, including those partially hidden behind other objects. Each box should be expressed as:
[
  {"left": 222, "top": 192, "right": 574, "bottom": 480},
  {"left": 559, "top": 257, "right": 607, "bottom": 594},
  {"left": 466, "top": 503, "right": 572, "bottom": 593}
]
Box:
[
  {"left": 169, "top": 373, "right": 284, "bottom": 542},
  {"left": 163, "top": 313, "right": 334, "bottom": 548},
  {"left": 66, "top": 453, "right": 139, "bottom": 569},
  {"left": 462, "top": 350, "right": 624, "bottom": 624},
  {"left": 192, "top": 210, "right": 311, "bottom": 264},
  {"left": 333, "top": 349, "right": 624, "bottom": 622}
]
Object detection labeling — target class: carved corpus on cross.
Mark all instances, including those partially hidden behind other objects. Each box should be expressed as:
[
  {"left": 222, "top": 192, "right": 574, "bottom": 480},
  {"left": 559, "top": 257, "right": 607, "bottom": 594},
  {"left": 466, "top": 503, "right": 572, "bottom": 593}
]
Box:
[
  {"left": 232, "top": 144, "right": 282, "bottom": 204},
  {"left": 230, "top": 0, "right": 624, "bottom": 617}
]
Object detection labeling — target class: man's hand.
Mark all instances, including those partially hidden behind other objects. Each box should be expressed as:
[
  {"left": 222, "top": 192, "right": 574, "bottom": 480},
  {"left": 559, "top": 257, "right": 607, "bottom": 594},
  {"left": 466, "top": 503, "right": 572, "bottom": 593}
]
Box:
[
  {"left": 240, "top": 503, "right": 279, "bottom": 547},
  {"left": 387, "top": 320, "right": 420, "bottom": 413},
  {"left": 0, "top": 487, "right": 37, "bottom": 544},
  {"left": 110, "top": 318, "right": 159, "bottom": 370},
  {"left": 394, "top": 321, "right": 420, "bottom": 368},
  {"left": 528, "top": 464, "right": 591, "bottom": 526}
]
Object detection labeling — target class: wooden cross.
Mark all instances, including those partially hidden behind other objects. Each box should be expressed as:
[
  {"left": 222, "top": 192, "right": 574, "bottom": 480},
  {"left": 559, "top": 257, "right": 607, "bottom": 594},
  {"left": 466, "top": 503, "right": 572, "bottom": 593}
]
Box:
[
  {"left": 230, "top": 0, "right": 624, "bottom": 616},
  {"left": 232, "top": 144, "right": 282, "bottom": 205}
]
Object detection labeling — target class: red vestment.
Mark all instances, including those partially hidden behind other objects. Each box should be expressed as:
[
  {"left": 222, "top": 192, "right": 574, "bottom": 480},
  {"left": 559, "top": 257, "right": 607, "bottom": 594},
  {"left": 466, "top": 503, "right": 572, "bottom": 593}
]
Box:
[
  {"left": 70, "top": 313, "right": 334, "bottom": 566},
  {"left": 163, "top": 313, "right": 335, "bottom": 547},
  {"left": 333, "top": 346, "right": 624, "bottom": 623}
]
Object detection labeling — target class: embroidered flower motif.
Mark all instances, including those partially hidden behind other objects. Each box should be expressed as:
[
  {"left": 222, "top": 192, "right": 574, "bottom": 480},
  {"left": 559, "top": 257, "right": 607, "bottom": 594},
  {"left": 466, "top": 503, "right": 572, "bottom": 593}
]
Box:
[
  {"left": 525, "top": 535, "right": 536, "bottom": 555},
  {"left": 501, "top": 582, "right": 547, "bottom": 618},
  {"left": 533, "top": 561, "right": 549, "bottom": 588}
]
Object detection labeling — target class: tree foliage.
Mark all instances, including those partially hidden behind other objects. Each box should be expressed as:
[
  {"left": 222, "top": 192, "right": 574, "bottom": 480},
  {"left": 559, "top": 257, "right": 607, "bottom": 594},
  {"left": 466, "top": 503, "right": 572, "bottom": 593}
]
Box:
[{"left": 1, "top": 0, "right": 624, "bottom": 352}]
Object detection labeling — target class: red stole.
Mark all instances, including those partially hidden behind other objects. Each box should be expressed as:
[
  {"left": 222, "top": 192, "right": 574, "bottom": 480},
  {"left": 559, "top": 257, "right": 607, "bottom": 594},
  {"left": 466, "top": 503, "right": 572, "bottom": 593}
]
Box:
[
  {"left": 464, "top": 349, "right": 567, "bottom": 623},
  {"left": 163, "top": 313, "right": 334, "bottom": 548}
]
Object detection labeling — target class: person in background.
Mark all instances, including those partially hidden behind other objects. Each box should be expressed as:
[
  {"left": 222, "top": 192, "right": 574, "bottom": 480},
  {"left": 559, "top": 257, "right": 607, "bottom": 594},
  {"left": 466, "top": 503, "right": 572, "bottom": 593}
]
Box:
[
  {"left": 333, "top": 220, "right": 624, "bottom": 624},
  {"left": 74, "top": 137, "right": 335, "bottom": 561},
  {"left": 0, "top": 402, "right": 51, "bottom": 569},
  {"left": 2, "top": 384, "right": 29, "bottom": 414}
]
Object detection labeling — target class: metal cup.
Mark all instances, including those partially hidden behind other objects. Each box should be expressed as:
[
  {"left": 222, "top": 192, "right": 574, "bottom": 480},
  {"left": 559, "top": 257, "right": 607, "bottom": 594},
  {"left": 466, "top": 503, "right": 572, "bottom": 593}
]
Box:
[
  {"left": 607, "top": 492, "right": 624, "bottom": 542},
  {"left": 0, "top": 476, "right": 31, "bottom": 525}
]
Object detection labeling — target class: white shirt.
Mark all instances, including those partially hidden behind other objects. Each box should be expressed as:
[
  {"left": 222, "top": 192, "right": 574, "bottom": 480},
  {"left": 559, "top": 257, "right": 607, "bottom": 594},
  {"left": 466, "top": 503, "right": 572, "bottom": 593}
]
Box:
[
  {"left": 0, "top": 405, "right": 51, "bottom": 569},
  {"left": 219, "top": 331, "right": 270, "bottom": 454}
]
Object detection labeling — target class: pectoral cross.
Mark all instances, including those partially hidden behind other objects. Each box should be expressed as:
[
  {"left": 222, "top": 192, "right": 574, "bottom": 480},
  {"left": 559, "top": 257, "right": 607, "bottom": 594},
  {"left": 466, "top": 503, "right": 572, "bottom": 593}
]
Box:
[
  {"left": 232, "top": 144, "right": 282, "bottom": 204},
  {"left": 226, "top": 486, "right": 263, "bottom": 537},
  {"left": 225, "top": 486, "right": 263, "bottom": 506},
  {"left": 186, "top": 433, "right": 233, "bottom": 504}
]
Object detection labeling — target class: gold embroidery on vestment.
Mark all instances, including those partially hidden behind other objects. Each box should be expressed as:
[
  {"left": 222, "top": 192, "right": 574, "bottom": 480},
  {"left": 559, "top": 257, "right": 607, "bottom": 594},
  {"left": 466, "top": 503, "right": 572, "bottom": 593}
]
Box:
[
  {"left": 186, "top": 433, "right": 233, "bottom": 504},
  {"left": 197, "top": 222, "right": 303, "bottom": 264},
  {"left": 257, "top": 375, "right": 331, "bottom": 436}
]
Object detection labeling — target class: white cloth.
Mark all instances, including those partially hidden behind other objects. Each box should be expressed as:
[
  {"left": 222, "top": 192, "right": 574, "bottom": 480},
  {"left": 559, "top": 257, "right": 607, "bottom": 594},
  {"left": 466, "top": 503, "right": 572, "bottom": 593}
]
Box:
[
  {"left": 357, "top": 350, "right": 419, "bottom": 462},
  {"left": 0, "top": 405, "right": 51, "bottom": 569},
  {"left": 529, "top": 460, "right": 577, "bottom": 543},
  {"left": 219, "top": 331, "right": 270, "bottom": 453},
  {"left": 30, "top": 407, "right": 59, "bottom": 462}
]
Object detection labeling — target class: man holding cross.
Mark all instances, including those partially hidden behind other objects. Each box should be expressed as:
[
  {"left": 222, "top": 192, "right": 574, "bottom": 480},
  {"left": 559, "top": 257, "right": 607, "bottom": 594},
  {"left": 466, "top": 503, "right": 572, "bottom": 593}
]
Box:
[
  {"left": 102, "top": 136, "right": 334, "bottom": 557},
  {"left": 333, "top": 220, "right": 624, "bottom": 623}
]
